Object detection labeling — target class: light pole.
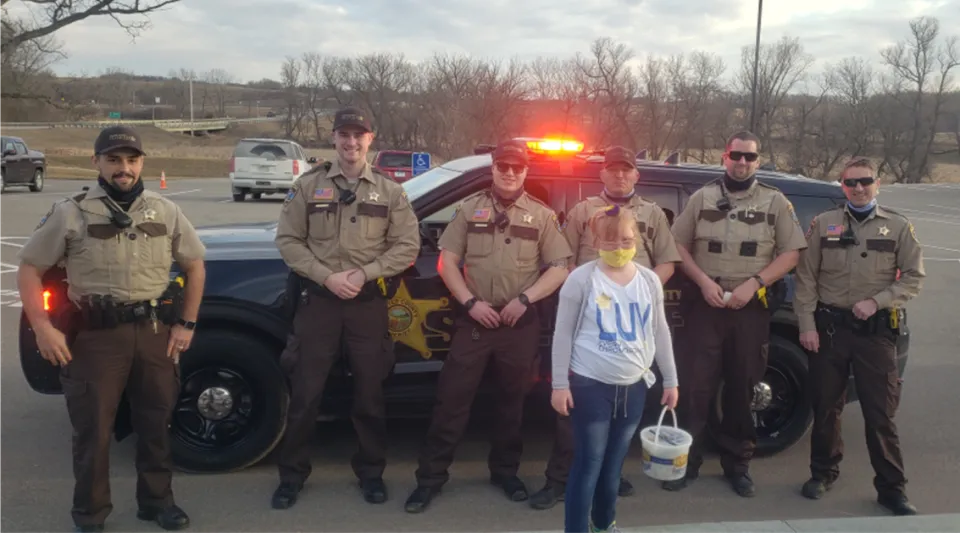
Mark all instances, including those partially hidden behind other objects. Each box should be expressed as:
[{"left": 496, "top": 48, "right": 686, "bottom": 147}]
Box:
[
  {"left": 750, "top": 0, "right": 763, "bottom": 133},
  {"left": 189, "top": 76, "right": 195, "bottom": 137}
]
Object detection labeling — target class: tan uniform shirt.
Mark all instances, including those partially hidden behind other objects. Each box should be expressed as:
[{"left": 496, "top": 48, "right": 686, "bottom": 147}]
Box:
[
  {"left": 563, "top": 192, "right": 682, "bottom": 268},
  {"left": 18, "top": 186, "right": 206, "bottom": 303},
  {"left": 794, "top": 205, "right": 925, "bottom": 332},
  {"left": 438, "top": 190, "right": 573, "bottom": 307},
  {"left": 275, "top": 160, "right": 421, "bottom": 285},
  {"left": 672, "top": 179, "right": 807, "bottom": 290}
]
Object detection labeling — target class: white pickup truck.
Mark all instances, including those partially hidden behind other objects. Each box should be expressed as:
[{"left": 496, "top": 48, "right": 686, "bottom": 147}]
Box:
[{"left": 229, "top": 138, "right": 312, "bottom": 201}]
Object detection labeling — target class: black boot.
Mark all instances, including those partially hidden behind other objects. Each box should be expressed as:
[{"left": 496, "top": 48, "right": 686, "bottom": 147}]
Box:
[
  {"left": 618, "top": 477, "right": 635, "bottom": 497},
  {"left": 877, "top": 493, "right": 918, "bottom": 516},
  {"left": 137, "top": 504, "right": 190, "bottom": 531},
  {"left": 529, "top": 480, "right": 565, "bottom": 510},
  {"left": 662, "top": 470, "right": 699, "bottom": 492},
  {"left": 404, "top": 485, "right": 440, "bottom": 514},
  {"left": 491, "top": 475, "right": 529, "bottom": 502},
  {"left": 271, "top": 482, "right": 303, "bottom": 510},
  {"left": 801, "top": 478, "right": 833, "bottom": 500},
  {"left": 727, "top": 472, "right": 756, "bottom": 498},
  {"left": 359, "top": 478, "right": 388, "bottom": 504}
]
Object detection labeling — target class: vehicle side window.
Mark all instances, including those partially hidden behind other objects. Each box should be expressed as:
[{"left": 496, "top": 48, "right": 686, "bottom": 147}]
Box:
[
  {"left": 788, "top": 195, "right": 843, "bottom": 230},
  {"left": 14, "top": 142, "right": 27, "bottom": 155},
  {"left": 3, "top": 141, "right": 14, "bottom": 154}
]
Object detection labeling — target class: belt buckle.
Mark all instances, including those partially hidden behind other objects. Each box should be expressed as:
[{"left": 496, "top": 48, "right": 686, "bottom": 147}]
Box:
[{"left": 133, "top": 305, "right": 145, "bottom": 318}]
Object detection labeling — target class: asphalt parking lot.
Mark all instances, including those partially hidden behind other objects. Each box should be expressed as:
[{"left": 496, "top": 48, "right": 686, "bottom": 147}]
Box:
[{"left": 2, "top": 177, "right": 959, "bottom": 532}]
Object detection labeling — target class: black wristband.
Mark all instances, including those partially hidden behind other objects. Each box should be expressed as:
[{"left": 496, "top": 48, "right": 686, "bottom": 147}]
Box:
[
  {"left": 177, "top": 318, "right": 197, "bottom": 330},
  {"left": 518, "top": 293, "right": 530, "bottom": 306},
  {"left": 463, "top": 297, "right": 478, "bottom": 311}
]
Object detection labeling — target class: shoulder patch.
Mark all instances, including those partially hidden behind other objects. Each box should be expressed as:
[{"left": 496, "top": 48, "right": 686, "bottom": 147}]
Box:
[
  {"left": 36, "top": 204, "right": 56, "bottom": 230},
  {"left": 283, "top": 180, "right": 302, "bottom": 207},
  {"left": 908, "top": 222, "right": 918, "bottom": 243}
]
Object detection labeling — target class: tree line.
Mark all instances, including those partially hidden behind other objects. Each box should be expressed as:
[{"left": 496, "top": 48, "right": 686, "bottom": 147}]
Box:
[{"left": 2, "top": 2, "right": 958, "bottom": 183}]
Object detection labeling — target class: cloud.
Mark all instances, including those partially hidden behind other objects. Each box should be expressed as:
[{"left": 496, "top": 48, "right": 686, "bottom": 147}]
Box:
[{"left": 12, "top": 0, "right": 957, "bottom": 83}]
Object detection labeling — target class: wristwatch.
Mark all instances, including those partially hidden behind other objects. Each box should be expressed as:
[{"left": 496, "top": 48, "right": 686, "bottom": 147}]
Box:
[
  {"left": 518, "top": 293, "right": 531, "bottom": 306},
  {"left": 751, "top": 274, "right": 766, "bottom": 288},
  {"left": 463, "top": 297, "right": 478, "bottom": 311},
  {"left": 177, "top": 318, "right": 197, "bottom": 330}
]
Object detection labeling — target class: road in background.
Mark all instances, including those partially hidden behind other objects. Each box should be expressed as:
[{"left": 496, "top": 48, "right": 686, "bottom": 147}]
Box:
[{"left": 2, "top": 179, "right": 959, "bottom": 532}]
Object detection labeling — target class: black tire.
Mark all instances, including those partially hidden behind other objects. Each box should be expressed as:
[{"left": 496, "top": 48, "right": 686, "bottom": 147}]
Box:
[
  {"left": 171, "top": 329, "right": 289, "bottom": 473},
  {"left": 29, "top": 169, "right": 44, "bottom": 192},
  {"left": 252, "top": 192, "right": 262, "bottom": 200},
  {"left": 708, "top": 334, "right": 812, "bottom": 457}
]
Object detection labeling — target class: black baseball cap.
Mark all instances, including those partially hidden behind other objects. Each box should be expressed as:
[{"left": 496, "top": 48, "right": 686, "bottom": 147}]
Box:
[
  {"left": 94, "top": 125, "right": 145, "bottom": 156},
  {"left": 604, "top": 145, "right": 636, "bottom": 168},
  {"left": 333, "top": 106, "right": 373, "bottom": 132},
  {"left": 492, "top": 140, "right": 529, "bottom": 166}
]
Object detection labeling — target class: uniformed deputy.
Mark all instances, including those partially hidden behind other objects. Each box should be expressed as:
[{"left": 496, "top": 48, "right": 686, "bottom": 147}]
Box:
[
  {"left": 794, "top": 157, "right": 924, "bottom": 515},
  {"left": 668, "top": 131, "right": 807, "bottom": 497},
  {"left": 17, "top": 126, "right": 206, "bottom": 532},
  {"left": 529, "top": 145, "right": 682, "bottom": 510},
  {"left": 271, "top": 107, "right": 421, "bottom": 509},
  {"left": 404, "top": 140, "right": 573, "bottom": 514}
]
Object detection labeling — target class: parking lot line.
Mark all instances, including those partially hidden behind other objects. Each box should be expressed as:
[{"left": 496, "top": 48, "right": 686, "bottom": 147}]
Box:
[
  {"left": 925, "top": 244, "right": 960, "bottom": 255},
  {"left": 161, "top": 188, "right": 202, "bottom": 197},
  {"left": 1, "top": 261, "right": 19, "bottom": 275}
]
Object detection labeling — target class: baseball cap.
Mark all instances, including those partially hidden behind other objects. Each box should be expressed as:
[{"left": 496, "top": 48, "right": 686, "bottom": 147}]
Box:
[
  {"left": 492, "top": 140, "right": 529, "bottom": 166},
  {"left": 333, "top": 106, "right": 373, "bottom": 132},
  {"left": 604, "top": 146, "right": 636, "bottom": 168},
  {"left": 94, "top": 125, "right": 145, "bottom": 156}
]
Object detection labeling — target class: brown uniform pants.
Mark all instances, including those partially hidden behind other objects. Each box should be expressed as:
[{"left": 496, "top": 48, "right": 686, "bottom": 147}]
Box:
[
  {"left": 544, "top": 414, "right": 575, "bottom": 484},
  {"left": 676, "top": 297, "right": 769, "bottom": 476},
  {"left": 61, "top": 321, "right": 179, "bottom": 527},
  {"left": 276, "top": 293, "right": 393, "bottom": 485},
  {"left": 809, "top": 321, "right": 906, "bottom": 497},
  {"left": 415, "top": 308, "right": 541, "bottom": 489}
]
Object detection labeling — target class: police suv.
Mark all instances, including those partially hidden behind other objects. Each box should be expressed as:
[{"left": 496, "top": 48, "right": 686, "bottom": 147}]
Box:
[{"left": 20, "top": 139, "right": 911, "bottom": 473}]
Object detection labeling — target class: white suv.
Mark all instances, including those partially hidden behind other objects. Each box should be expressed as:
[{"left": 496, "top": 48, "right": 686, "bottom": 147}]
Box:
[{"left": 229, "top": 138, "right": 311, "bottom": 202}]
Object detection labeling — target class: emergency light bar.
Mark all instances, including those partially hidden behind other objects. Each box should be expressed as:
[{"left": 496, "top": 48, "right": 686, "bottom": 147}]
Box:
[{"left": 523, "top": 139, "right": 584, "bottom": 154}]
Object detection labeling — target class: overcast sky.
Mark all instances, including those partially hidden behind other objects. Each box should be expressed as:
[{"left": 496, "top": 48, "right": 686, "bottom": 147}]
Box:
[{"left": 12, "top": 0, "right": 959, "bottom": 83}]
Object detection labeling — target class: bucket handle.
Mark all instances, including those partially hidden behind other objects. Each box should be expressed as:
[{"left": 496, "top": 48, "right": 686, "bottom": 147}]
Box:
[{"left": 653, "top": 405, "right": 678, "bottom": 444}]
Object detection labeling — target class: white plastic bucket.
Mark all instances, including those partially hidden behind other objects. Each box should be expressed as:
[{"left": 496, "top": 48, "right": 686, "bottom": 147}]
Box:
[{"left": 639, "top": 406, "right": 693, "bottom": 481}]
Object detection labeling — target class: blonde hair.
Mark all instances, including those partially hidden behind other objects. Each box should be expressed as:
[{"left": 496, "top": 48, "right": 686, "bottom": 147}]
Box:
[{"left": 588, "top": 205, "right": 635, "bottom": 242}]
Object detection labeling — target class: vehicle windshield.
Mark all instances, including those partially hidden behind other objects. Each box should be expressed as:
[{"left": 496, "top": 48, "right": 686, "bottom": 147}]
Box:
[
  {"left": 234, "top": 141, "right": 295, "bottom": 160},
  {"left": 378, "top": 152, "right": 413, "bottom": 168},
  {"left": 401, "top": 165, "right": 463, "bottom": 202}
]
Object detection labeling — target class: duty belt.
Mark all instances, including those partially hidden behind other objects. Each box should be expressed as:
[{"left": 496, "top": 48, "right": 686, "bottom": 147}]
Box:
[
  {"left": 814, "top": 302, "right": 899, "bottom": 337},
  {"left": 302, "top": 277, "right": 386, "bottom": 302},
  {"left": 78, "top": 295, "right": 176, "bottom": 330}
]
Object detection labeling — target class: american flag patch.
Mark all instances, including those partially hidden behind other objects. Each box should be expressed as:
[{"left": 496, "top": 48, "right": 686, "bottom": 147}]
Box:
[
  {"left": 826, "top": 224, "right": 843, "bottom": 236},
  {"left": 472, "top": 208, "right": 491, "bottom": 221},
  {"left": 313, "top": 188, "right": 334, "bottom": 200}
]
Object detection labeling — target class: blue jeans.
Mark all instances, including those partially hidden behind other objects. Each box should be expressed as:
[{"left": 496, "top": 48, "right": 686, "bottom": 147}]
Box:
[{"left": 565, "top": 373, "right": 647, "bottom": 533}]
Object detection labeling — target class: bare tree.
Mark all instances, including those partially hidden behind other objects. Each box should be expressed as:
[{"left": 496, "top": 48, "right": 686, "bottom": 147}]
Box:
[
  {"left": 280, "top": 56, "right": 306, "bottom": 138},
  {"left": 879, "top": 16, "right": 959, "bottom": 182},
  {"left": 204, "top": 68, "right": 234, "bottom": 117},
  {"left": 575, "top": 37, "right": 638, "bottom": 149}
]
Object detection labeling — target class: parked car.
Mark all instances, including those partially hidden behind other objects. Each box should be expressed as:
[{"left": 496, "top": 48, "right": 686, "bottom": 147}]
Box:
[
  {"left": 373, "top": 150, "right": 416, "bottom": 182},
  {"left": 229, "top": 138, "right": 311, "bottom": 202},
  {"left": 1, "top": 135, "right": 46, "bottom": 192},
  {"left": 19, "top": 140, "right": 910, "bottom": 474}
]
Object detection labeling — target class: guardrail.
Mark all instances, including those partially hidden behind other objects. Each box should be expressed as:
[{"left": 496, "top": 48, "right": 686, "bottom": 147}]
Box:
[{"left": 0, "top": 116, "right": 284, "bottom": 131}]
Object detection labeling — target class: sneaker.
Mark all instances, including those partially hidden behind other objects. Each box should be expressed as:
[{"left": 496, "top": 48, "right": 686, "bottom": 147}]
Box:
[{"left": 529, "top": 480, "right": 565, "bottom": 510}]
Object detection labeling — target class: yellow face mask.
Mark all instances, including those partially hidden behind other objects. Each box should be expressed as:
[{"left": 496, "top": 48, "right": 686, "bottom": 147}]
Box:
[{"left": 598, "top": 246, "right": 636, "bottom": 268}]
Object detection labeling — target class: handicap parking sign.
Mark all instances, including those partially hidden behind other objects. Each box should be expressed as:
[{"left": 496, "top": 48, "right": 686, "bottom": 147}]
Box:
[{"left": 412, "top": 152, "right": 431, "bottom": 176}]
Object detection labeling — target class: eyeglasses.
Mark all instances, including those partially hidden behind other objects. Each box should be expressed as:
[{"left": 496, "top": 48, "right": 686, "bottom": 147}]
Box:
[
  {"left": 842, "top": 177, "right": 876, "bottom": 188},
  {"left": 727, "top": 151, "right": 759, "bottom": 162},
  {"left": 495, "top": 162, "right": 526, "bottom": 174}
]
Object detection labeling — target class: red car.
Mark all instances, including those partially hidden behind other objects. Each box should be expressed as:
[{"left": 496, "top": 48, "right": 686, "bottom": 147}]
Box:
[{"left": 373, "top": 150, "right": 416, "bottom": 182}]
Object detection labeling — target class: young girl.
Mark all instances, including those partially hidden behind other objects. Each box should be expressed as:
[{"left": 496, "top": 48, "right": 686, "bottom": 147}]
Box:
[{"left": 551, "top": 205, "right": 679, "bottom": 533}]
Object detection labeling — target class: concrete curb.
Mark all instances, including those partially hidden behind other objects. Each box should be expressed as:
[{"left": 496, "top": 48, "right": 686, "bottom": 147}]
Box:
[{"left": 514, "top": 513, "right": 960, "bottom": 532}]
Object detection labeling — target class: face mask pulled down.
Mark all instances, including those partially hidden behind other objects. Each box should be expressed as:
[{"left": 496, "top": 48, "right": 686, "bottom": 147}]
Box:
[{"left": 599, "top": 246, "right": 636, "bottom": 268}]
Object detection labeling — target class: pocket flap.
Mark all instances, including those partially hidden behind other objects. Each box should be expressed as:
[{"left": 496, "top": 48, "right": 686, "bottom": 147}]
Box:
[
  {"left": 867, "top": 239, "right": 896, "bottom": 253},
  {"left": 357, "top": 202, "right": 388, "bottom": 218},
  {"left": 87, "top": 223, "right": 123, "bottom": 240},
  {"left": 699, "top": 209, "right": 726, "bottom": 222},
  {"left": 136, "top": 222, "right": 168, "bottom": 237},
  {"left": 509, "top": 225, "right": 539, "bottom": 241}
]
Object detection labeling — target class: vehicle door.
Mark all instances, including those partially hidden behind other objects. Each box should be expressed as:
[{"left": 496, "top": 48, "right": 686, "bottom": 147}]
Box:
[
  {"left": 14, "top": 141, "right": 31, "bottom": 183},
  {"left": 2, "top": 138, "right": 23, "bottom": 183}
]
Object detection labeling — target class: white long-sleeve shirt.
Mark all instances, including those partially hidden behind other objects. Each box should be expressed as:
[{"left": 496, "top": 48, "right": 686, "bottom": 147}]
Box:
[{"left": 551, "top": 261, "right": 678, "bottom": 390}]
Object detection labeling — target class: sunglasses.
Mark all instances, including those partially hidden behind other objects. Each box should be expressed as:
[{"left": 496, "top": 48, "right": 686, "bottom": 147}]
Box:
[
  {"left": 727, "top": 151, "right": 759, "bottom": 162},
  {"left": 842, "top": 177, "right": 876, "bottom": 188},
  {"left": 495, "top": 162, "right": 526, "bottom": 174}
]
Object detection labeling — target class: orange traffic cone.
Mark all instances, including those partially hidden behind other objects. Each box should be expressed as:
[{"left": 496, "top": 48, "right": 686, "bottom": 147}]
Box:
[{"left": 160, "top": 171, "right": 167, "bottom": 190}]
